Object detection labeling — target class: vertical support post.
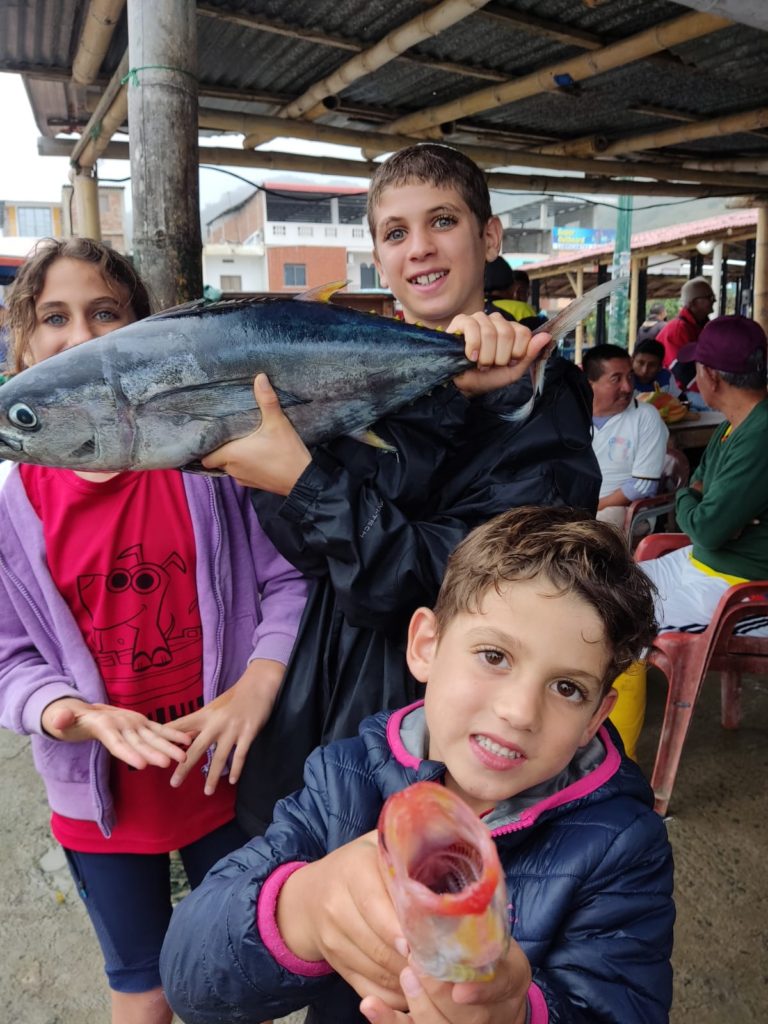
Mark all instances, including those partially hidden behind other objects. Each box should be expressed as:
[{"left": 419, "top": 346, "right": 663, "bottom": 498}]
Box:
[
  {"left": 72, "top": 168, "right": 102, "bottom": 240},
  {"left": 574, "top": 265, "right": 585, "bottom": 365},
  {"left": 608, "top": 194, "right": 632, "bottom": 347},
  {"left": 741, "top": 238, "right": 756, "bottom": 317},
  {"left": 628, "top": 254, "right": 642, "bottom": 353},
  {"left": 719, "top": 243, "right": 729, "bottom": 314},
  {"left": 126, "top": 0, "right": 202, "bottom": 308},
  {"left": 711, "top": 242, "right": 724, "bottom": 319},
  {"left": 596, "top": 263, "right": 609, "bottom": 346},
  {"left": 753, "top": 205, "right": 768, "bottom": 336}
]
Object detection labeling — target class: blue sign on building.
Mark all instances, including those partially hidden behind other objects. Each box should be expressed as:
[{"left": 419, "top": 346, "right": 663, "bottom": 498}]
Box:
[{"left": 552, "top": 227, "right": 616, "bottom": 250}]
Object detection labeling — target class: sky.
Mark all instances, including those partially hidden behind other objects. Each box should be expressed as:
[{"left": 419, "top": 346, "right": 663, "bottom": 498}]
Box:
[{"left": 0, "top": 71, "right": 371, "bottom": 216}]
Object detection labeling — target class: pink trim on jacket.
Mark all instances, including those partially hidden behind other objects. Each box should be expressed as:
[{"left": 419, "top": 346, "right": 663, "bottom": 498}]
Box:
[
  {"left": 528, "top": 981, "right": 549, "bottom": 1023},
  {"left": 256, "top": 861, "right": 333, "bottom": 977},
  {"left": 493, "top": 726, "right": 622, "bottom": 835},
  {"left": 386, "top": 701, "right": 424, "bottom": 769},
  {"left": 387, "top": 702, "right": 622, "bottom": 833}
]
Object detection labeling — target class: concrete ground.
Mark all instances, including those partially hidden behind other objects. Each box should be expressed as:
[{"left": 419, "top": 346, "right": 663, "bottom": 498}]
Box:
[{"left": 1, "top": 667, "right": 765, "bottom": 1023}]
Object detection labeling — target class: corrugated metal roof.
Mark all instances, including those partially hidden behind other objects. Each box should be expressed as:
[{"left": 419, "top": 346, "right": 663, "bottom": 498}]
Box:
[{"left": 3, "top": 0, "right": 768, "bottom": 195}]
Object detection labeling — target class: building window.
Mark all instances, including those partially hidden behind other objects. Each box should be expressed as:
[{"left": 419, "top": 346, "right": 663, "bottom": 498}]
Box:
[
  {"left": 298, "top": 225, "right": 314, "bottom": 237},
  {"left": 272, "top": 224, "right": 287, "bottom": 236},
  {"left": 352, "top": 227, "right": 365, "bottom": 238},
  {"left": 17, "top": 206, "right": 53, "bottom": 236},
  {"left": 220, "top": 274, "right": 242, "bottom": 291},
  {"left": 324, "top": 226, "right": 338, "bottom": 238},
  {"left": 360, "top": 263, "right": 379, "bottom": 289},
  {"left": 284, "top": 263, "right": 306, "bottom": 287},
  {"left": 99, "top": 194, "right": 110, "bottom": 214}
]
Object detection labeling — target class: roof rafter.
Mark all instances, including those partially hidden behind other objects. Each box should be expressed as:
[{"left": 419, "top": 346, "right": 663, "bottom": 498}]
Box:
[{"left": 385, "top": 10, "right": 732, "bottom": 135}]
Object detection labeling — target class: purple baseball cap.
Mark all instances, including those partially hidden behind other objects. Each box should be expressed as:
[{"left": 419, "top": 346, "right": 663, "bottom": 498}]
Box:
[{"left": 678, "top": 315, "right": 767, "bottom": 374}]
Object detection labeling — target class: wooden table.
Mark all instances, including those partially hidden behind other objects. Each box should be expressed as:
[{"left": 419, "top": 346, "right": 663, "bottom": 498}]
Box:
[{"left": 668, "top": 410, "right": 726, "bottom": 451}]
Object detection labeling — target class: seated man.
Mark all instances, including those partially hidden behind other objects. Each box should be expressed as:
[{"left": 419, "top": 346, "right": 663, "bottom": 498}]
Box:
[
  {"left": 639, "top": 315, "right": 768, "bottom": 634},
  {"left": 583, "top": 344, "right": 669, "bottom": 528},
  {"left": 632, "top": 338, "right": 680, "bottom": 396}
]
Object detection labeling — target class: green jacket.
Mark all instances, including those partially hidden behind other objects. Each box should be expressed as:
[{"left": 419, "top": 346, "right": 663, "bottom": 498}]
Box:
[{"left": 676, "top": 396, "right": 768, "bottom": 579}]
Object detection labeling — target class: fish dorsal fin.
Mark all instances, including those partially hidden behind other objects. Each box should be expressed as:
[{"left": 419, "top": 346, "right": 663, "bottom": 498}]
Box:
[
  {"left": 295, "top": 281, "right": 348, "bottom": 303},
  {"left": 143, "top": 296, "right": 271, "bottom": 322}
]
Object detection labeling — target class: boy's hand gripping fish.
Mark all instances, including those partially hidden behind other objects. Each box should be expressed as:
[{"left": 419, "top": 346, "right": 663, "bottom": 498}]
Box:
[
  {"left": 377, "top": 780, "right": 509, "bottom": 983},
  {"left": 0, "top": 279, "right": 619, "bottom": 472}
]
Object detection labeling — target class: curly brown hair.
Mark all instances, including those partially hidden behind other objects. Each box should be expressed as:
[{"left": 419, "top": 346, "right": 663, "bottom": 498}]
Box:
[
  {"left": 5, "top": 237, "right": 152, "bottom": 373},
  {"left": 434, "top": 506, "right": 658, "bottom": 694}
]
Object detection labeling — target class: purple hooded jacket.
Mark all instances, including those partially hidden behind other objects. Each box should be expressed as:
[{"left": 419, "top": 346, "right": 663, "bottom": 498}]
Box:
[{"left": 0, "top": 463, "right": 307, "bottom": 835}]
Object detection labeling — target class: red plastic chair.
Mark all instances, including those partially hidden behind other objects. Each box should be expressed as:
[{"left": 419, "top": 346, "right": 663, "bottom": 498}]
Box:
[
  {"left": 623, "top": 446, "right": 690, "bottom": 548},
  {"left": 635, "top": 533, "right": 768, "bottom": 815}
]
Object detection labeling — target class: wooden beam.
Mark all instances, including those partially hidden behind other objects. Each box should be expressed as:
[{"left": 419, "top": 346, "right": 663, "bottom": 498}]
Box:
[
  {"left": 38, "top": 137, "right": 753, "bottom": 196},
  {"left": 542, "top": 104, "right": 768, "bottom": 157},
  {"left": 198, "top": 111, "right": 768, "bottom": 191},
  {"left": 385, "top": 10, "right": 731, "bottom": 136},
  {"left": 197, "top": 2, "right": 507, "bottom": 83},
  {"left": 480, "top": 2, "right": 604, "bottom": 50},
  {"left": 277, "top": 0, "right": 493, "bottom": 120}
]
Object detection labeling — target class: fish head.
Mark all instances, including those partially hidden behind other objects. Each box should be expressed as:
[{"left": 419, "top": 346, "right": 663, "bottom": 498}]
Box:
[{"left": 0, "top": 348, "right": 127, "bottom": 470}]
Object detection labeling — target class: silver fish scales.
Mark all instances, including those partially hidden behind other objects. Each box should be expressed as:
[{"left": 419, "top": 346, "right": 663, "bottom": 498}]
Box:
[{"left": 0, "top": 280, "right": 618, "bottom": 473}]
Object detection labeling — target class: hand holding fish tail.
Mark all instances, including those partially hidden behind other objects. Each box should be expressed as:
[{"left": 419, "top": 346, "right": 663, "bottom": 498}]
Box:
[
  {"left": 360, "top": 946, "right": 530, "bottom": 1024},
  {"left": 202, "top": 373, "right": 312, "bottom": 494},
  {"left": 450, "top": 312, "right": 551, "bottom": 397},
  {"left": 40, "top": 698, "right": 191, "bottom": 771},
  {"left": 276, "top": 830, "right": 409, "bottom": 1009},
  {"left": 169, "top": 659, "right": 285, "bottom": 794}
]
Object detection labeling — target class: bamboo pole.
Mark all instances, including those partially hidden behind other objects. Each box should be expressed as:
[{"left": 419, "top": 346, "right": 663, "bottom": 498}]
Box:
[
  {"left": 41, "top": 136, "right": 757, "bottom": 197},
  {"left": 71, "top": 168, "right": 101, "bottom": 240},
  {"left": 754, "top": 205, "right": 768, "bottom": 336},
  {"left": 542, "top": 105, "right": 768, "bottom": 158},
  {"left": 197, "top": 2, "right": 507, "bottom": 83},
  {"left": 386, "top": 11, "right": 731, "bottom": 136},
  {"left": 574, "top": 266, "right": 585, "bottom": 364},
  {"left": 71, "top": 52, "right": 129, "bottom": 169},
  {"left": 628, "top": 255, "right": 643, "bottom": 353},
  {"left": 277, "top": 0, "right": 492, "bottom": 121},
  {"left": 213, "top": 111, "right": 768, "bottom": 191},
  {"left": 72, "top": 0, "right": 126, "bottom": 85}
]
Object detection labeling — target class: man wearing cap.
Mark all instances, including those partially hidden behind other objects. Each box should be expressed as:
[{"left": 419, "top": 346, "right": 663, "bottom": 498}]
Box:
[{"left": 639, "top": 315, "right": 768, "bottom": 634}]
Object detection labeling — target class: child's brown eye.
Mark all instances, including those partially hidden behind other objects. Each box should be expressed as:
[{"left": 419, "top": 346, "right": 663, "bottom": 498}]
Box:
[{"left": 480, "top": 649, "right": 505, "bottom": 667}]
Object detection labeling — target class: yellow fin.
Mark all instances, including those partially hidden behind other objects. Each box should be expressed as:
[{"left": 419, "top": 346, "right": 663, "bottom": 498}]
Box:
[
  {"left": 295, "top": 280, "right": 348, "bottom": 303},
  {"left": 351, "top": 429, "right": 396, "bottom": 452}
]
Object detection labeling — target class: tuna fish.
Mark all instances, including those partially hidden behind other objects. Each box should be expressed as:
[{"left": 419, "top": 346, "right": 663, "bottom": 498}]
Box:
[
  {"left": 378, "top": 780, "right": 509, "bottom": 983},
  {"left": 0, "top": 279, "right": 618, "bottom": 473}
]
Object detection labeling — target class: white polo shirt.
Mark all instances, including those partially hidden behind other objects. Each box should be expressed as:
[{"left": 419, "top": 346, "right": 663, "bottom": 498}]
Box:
[{"left": 592, "top": 400, "right": 669, "bottom": 499}]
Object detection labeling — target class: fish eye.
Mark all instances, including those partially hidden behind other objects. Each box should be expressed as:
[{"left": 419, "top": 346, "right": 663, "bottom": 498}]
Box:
[{"left": 8, "top": 403, "right": 39, "bottom": 431}]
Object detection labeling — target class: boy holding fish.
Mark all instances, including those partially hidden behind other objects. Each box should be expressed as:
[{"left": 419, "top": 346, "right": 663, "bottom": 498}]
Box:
[
  {"left": 160, "top": 505, "right": 674, "bottom": 1024},
  {"left": 201, "top": 143, "right": 603, "bottom": 837},
  {"left": 0, "top": 238, "right": 307, "bottom": 1024}
]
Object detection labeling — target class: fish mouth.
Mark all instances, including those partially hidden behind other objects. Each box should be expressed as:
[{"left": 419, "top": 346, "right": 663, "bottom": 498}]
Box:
[{"left": 0, "top": 433, "right": 23, "bottom": 454}]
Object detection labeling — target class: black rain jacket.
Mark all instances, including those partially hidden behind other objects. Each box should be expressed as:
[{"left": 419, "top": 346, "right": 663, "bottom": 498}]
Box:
[{"left": 238, "top": 354, "right": 599, "bottom": 834}]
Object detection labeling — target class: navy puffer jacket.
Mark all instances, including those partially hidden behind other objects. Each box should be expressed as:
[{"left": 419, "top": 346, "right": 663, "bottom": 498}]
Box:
[{"left": 161, "top": 705, "right": 674, "bottom": 1024}]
